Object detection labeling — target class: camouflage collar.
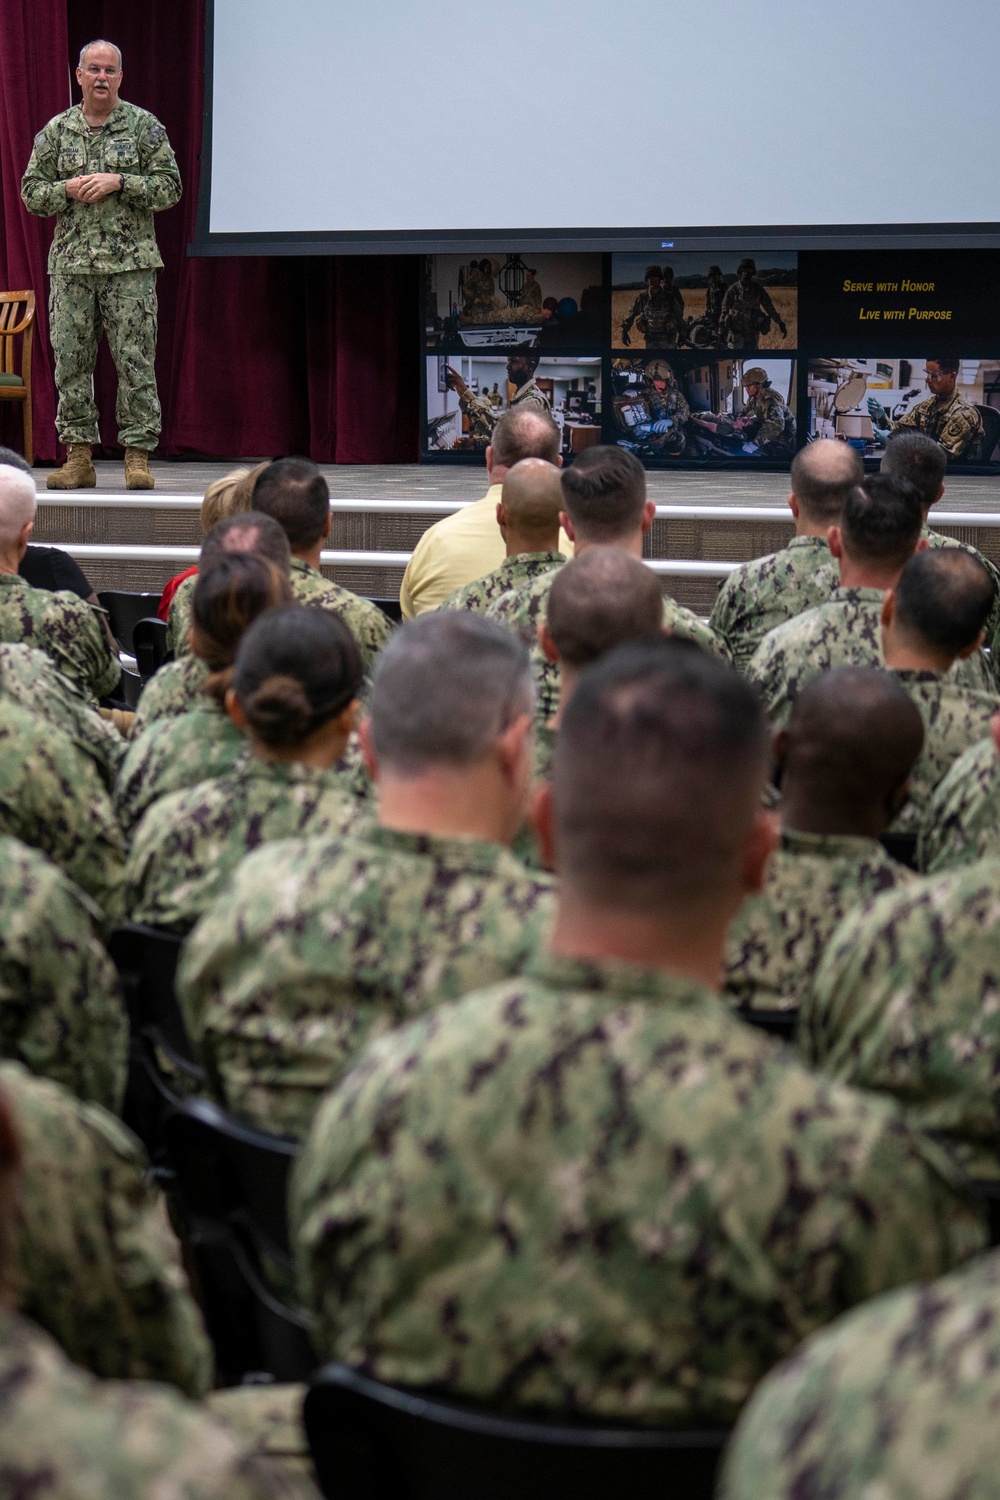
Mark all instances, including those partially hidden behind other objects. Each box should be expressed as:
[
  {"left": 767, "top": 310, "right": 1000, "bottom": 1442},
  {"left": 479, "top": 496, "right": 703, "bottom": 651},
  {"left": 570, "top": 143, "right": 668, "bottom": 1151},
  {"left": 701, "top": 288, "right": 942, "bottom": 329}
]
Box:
[
  {"left": 364, "top": 822, "right": 514, "bottom": 873},
  {"left": 0, "top": 572, "right": 27, "bottom": 589},
  {"left": 787, "top": 535, "right": 831, "bottom": 552},
  {"left": 525, "top": 949, "right": 718, "bottom": 1010},
  {"left": 240, "top": 755, "right": 341, "bottom": 787},
  {"left": 290, "top": 556, "right": 321, "bottom": 578},
  {"left": 889, "top": 668, "right": 946, "bottom": 685},
  {"left": 501, "top": 552, "right": 564, "bottom": 572},
  {"left": 830, "top": 586, "right": 885, "bottom": 604},
  {"left": 780, "top": 827, "right": 887, "bottom": 861},
  {"left": 64, "top": 102, "right": 131, "bottom": 135}
]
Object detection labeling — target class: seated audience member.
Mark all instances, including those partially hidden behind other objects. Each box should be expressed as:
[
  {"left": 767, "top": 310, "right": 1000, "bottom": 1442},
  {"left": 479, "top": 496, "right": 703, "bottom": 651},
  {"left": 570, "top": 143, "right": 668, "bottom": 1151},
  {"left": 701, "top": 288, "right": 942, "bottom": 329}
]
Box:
[
  {"left": 881, "top": 547, "right": 998, "bottom": 828},
  {"left": 0, "top": 1086, "right": 318, "bottom": 1499},
  {"left": 126, "top": 606, "right": 365, "bottom": 933},
  {"left": 724, "top": 669, "right": 920, "bottom": 1013},
  {"left": 3, "top": 1060, "right": 210, "bottom": 1392},
  {"left": 178, "top": 613, "right": 555, "bottom": 1140},
  {"left": 0, "top": 698, "right": 125, "bottom": 922},
  {"left": 0, "top": 446, "right": 102, "bottom": 607},
  {"left": 115, "top": 554, "right": 292, "bottom": 836},
  {"left": 400, "top": 407, "right": 564, "bottom": 618},
  {"left": 803, "top": 853, "right": 1000, "bottom": 1173},
  {"left": 882, "top": 428, "right": 1000, "bottom": 677},
  {"left": 1, "top": 642, "right": 125, "bottom": 790},
  {"left": 919, "top": 714, "right": 1000, "bottom": 872},
  {"left": 710, "top": 439, "right": 861, "bottom": 672},
  {"left": 0, "top": 464, "right": 119, "bottom": 701},
  {"left": 291, "top": 638, "right": 982, "bottom": 1429},
  {"left": 441, "top": 457, "right": 565, "bottom": 613},
  {"left": 0, "top": 836, "right": 124, "bottom": 1110},
  {"left": 748, "top": 471, "right": 926, "bottom": 723},
  {"left": 162, "top": 461, "right": 268, "bottom": 646},
  {"left": 132, "top": 512, "right": 292, "bottom": 735},
  {"left": 487, "top": 446, "right": 728, "bottom": 724},
  {"left": 719, "top": 1252, "right": 1000, "bottom": 1500}
]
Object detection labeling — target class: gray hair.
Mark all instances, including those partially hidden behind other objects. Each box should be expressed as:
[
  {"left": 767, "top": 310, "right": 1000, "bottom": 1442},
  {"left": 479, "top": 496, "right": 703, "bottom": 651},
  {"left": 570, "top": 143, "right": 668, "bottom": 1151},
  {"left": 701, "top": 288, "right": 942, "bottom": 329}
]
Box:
[
  {"left": 370, "top": 613, "right": 534, "bottom": 775},
  {"left": 79, "top": 40, "right": 122, "bottom": 69},
  {"left": 0, "top": 466, "right": 36, "bottom": 549}
]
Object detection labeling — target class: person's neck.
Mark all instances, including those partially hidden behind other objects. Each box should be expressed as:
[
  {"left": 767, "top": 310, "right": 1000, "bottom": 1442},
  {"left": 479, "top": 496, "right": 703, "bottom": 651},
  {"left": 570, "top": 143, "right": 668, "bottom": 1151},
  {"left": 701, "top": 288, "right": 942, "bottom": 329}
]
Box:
[
  {"left": 574, "top": 532, "right": 644, "bottom": 560},
  {"left": 293, "top": 544, "right": 322, "bottom": 571},
  {"left": 505, "top": 533, "right": 559, "bottom": 560},
  {"left": 485, "top": 467, "right": 507, "bottom": 490},
  {"left": 548, "top": 888, "right": 732, "bottom": 992},
  {"left": 249, "top": 732, "right": 350, "bottom": 772},
  {"left": 837, "top": 557, "right": 901, "bottom": 592},
  {"left": 553, "top": 665, "right": 581, "bottom": 727},
  {"left": 0, "top": 551, "right": 22, "bottom": 578},
  {"left": 793, "top": 517, "right": 831, "bottom": 539},
  {"left": 881, "top": 630, "right": 954, "bottom": 674},
  {"left": 82, "top": 99, "right": 115, "bottom": 127},
  {"left": 377, "top": 765, "right": 514, "bottom": 847},
  {"left": 781, "top": 788, "right": 884, "bottom": 841}
]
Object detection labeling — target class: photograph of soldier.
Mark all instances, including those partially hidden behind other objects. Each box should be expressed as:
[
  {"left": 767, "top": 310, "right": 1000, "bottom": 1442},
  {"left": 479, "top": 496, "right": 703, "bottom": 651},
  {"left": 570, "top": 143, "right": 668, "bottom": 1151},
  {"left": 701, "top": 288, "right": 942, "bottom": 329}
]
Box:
[
  {"left": 425, "top": 253, "right": 603, "bottom": 350},
  {"left": 807, "top": 358, "right": 1000, "bottom": 464},
  {"left": 612, "top": 355, "right": 796, "bottom": 463},
  {"left": 425, "top": 354, "right": 601, "bottom": 459},
  {"left": 612, "top": 253, "right": 797, "bottom": 351}
]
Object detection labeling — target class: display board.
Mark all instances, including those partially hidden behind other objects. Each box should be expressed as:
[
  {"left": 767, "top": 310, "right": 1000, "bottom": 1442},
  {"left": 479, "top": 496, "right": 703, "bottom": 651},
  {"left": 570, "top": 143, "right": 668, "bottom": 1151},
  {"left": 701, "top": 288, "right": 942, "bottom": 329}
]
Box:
[{"left": 422, "top": 248, "right": 1000, "bottom": 471}]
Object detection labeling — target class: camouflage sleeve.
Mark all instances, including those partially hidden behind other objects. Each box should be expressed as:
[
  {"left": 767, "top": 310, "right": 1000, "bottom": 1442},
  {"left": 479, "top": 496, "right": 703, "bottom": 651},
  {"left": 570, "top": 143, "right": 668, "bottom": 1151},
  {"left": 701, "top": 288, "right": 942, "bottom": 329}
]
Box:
[
  {"left": 120, "top": 113, "right": 182, "bottom": 212},
  {"left": 936, "top": 403, "right": 984, "bottom": 459},
  {"left": 42, "top": 595, "right": 121, "bottom": 702},
  {"left": 663, "top": 599, "right": 732, "bottom": 663},
  {"left": 621, "top": 293, "right": 641, "bottom": 336},
  {"left": 754, "top": 394, "right": 785, "bottom": 447},
  {"left": 20, "top": 122, "right": 69, "bottom": 218},
  {"left": 708, "top": 570, "right": 740, "bottom": 643},
  {"left": 0, "top": 847, "right": 126, "bottom": 1110},
  {"left": 759, "top": 285, "right": 780, "bottom": 322},
  {"left": 166, "top": 575, "right": 195, "bottom": 657},
  {"left": 9, "top": 1065, "right": 212, "bottom": 1393},
  {"left": 673, "top": 387, "right": 691, "bottom": 424}
]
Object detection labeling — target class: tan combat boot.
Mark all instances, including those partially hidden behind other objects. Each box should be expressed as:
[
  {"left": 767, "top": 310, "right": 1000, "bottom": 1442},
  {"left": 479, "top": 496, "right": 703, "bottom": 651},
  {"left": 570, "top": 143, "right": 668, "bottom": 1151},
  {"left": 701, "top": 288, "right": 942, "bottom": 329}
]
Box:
[
  {"left": 46, "top": 443, "right": 96, "bottom": 490},
  {"left": 124, "top": 447, "right": 155, "bottom": 490}
]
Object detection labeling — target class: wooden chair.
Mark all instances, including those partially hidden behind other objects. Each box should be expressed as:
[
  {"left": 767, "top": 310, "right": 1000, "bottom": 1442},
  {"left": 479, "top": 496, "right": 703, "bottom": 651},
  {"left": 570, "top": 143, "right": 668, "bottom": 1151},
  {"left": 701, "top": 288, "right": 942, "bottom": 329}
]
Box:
[{"left": 0, "top": 292, "right": 35, "bottom": 466}]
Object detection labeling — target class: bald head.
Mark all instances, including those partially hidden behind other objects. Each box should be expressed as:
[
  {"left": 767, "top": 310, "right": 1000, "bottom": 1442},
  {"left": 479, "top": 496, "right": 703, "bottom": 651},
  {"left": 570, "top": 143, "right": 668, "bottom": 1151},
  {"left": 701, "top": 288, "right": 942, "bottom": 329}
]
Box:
[
  {"left": 489, "top": 407, "right": 561, "bottom": 472},
  {"left": 790, "top": 440, "right": 863, "bottom": 527},
  {"left": 498, "top": 459, "right": 563, "bottom": 553},
  {"left": 0, "top": 466, "right": 36, "bottom": 555},
  {"left": 778, "top": 668, "right": 924, "bottom": 835},
  {"left": 546, "top": 548, "right": 664, "bottom": 668}
]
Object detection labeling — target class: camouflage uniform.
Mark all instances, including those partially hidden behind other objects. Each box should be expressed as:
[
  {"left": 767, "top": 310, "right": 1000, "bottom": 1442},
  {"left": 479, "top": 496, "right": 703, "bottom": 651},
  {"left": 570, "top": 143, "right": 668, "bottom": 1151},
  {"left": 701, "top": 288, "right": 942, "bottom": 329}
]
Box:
[
  {"left": 889, "top": 669, "right": 998, "bottom": 831},
  {"left": 0, "top": 837, "right": 124, "bottom": 1109},
  {"left": 126, "top": 757, "right": 363, "bottom": 933},
  {"left": 616, "top": 370, "right": 691, "bottom": 458},
  {"left": 719, "top": 1249, "right": 1000, "bottom": 1500},
  {"left": 802, "top": 859, "right": 1000, "bottom": 1175},
  {"left": 169, "top": 559, "right": 393, "bottom": 671},
  {"left": 2, "top": 1060, "right": 210, "bottom": 1391},
  {"left": 459, "top": 379, "right": 553, "bottom": 448},
  {"left": 0, "top": 698, "right": 125, "bottom": 920},
  {"left": 892, "top": 387, "right": 985, "bottom": 460},
  {"left": 21, "top": 101, "right": 182, "bottom": 449},
  {"left": 0, "top": 1308, "right": 317, "bottom": 1499},
  {"left": 291, "top": 950, "right": 983, "bottom": 1426},
  {"left": 178, "top": 826, "right": 555, "bottom": 1139},
  {"left": 720, "top": 277, "right": 783, "bottom": 349},
  {"left": 709, "top": 538, "right": 836, "bottom": 674},
  {"left": 620, "top": 284, "right": 686, "bottom": 348},
  {"left": 518, "top": 279, "right": 543, "bottom": 313},
  {"left": 114, "top": 702, "right": 246, "bottom": 836},
  {"left": 440, "top": 551, "right": 565, "bottom": 613},
  {"left": 739, "top": 386, "right": 796, "bottom": 456},
  {"left": 919, "top": 735, "right": 1000, "bottom": 873},
  {"left": 0, "top": 573, "right": 119, "bottom": 701},
  {"left": 487, "top": 569, "right": 730, "bottom": 726},
  {"left": 704, "top": 273, "right": 725, "bottom": 329},
  {"left": 724, "top": 828, "right": 913, "bottom": 1013},
  {"left": 1, "top": 642, "right": 125, "bottom": 790},
  {"left": 132, "top": 652, "right": 209, "bottom": 735}
]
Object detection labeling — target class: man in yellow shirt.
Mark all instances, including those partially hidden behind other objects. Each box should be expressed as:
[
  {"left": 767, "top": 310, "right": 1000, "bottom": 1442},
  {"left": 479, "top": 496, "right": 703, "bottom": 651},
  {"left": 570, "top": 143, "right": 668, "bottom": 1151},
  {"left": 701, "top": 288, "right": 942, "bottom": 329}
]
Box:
[{"left": 400, "top": 407, "right": 565, "bottom": 618}]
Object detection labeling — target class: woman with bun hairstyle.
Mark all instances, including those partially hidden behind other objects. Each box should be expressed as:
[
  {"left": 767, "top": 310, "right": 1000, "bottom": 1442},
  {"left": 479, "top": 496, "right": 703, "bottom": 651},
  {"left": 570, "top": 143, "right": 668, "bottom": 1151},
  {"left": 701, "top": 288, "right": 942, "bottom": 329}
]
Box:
[
  {"left": 125, "top": 605, "right": 365, "bottom": 933},
  {"left": 115, "top": 553, "right": 292, "bottom": 835}
]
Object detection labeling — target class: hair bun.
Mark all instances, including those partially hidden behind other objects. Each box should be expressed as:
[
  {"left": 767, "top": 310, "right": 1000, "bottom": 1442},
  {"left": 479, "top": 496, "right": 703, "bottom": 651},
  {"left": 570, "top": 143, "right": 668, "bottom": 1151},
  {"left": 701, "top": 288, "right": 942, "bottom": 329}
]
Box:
[{"left": 242, "top": 673, "right": 314, "bottom": 747}]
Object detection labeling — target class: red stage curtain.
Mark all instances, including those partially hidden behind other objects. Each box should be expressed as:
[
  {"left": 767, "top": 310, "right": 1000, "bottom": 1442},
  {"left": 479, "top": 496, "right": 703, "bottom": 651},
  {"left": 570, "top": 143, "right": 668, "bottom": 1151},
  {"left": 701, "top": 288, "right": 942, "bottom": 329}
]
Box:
[{"left": 4, "top": 0, "right": 420, "bottom": 464}]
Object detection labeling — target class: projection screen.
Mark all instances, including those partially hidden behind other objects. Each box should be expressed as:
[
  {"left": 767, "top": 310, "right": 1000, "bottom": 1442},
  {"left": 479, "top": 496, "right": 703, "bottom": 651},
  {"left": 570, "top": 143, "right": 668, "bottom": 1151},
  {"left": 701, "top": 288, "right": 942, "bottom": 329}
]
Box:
[{"left": 194, "top": 0, "right": 1000, "bottom": 255}]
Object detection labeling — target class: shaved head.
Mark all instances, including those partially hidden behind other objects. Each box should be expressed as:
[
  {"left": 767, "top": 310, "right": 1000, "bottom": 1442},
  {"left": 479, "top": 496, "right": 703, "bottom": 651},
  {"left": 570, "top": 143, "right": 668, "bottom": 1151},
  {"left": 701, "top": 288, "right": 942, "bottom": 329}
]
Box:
[
  {"left": 546, "top": 548, "right": 664, "bottom": 668},
  {"left": 780, "top": 668, "right": 924, "bottom": 829},
  {"left": 790, "top": 440, "right": 863, "bottom": 525},
  {"left": 0, "top": 465, "right": 36, "bottom": 550},
  {"left": 499, "top": 459, "right": 563, "bottom": 544}
]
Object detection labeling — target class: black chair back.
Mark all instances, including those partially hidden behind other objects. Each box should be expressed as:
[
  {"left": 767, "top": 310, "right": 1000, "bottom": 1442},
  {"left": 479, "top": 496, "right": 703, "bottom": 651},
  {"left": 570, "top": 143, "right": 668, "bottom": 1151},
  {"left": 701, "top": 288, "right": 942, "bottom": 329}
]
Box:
[
  {"left": 970, "top": 1178, "right": 1000, "bottom": 1247},
  {"left": 739, "top": 1008, "right": 797, "bottom": 1042},
  {"left": 368, "top": 597, "right": 402, "bottom": 624},
  {"left": 975, "top": 404, "right": 1000, "bottom": 464},
  {"left": 162, "top": 1096, "right": 315, "bottom": 1384},
  {"left": 304, "top": 1365, "right": 728, "bottom": 1500},
  {"left": 132, "top": 617, "right": 171, "bottom": 680},
  {"left": 97, "top": 590, "right": 162, "bottom": 653},
  {"left": 107, "top": 922, "right": 203, "bottom": 1153}
]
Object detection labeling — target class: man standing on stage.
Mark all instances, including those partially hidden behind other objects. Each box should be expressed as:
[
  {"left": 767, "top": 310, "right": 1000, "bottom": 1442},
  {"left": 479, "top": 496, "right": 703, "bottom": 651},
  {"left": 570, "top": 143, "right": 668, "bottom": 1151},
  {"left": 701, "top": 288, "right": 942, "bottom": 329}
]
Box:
[{"left": 21, "top": 40, "right": 182, "bottom": 490}]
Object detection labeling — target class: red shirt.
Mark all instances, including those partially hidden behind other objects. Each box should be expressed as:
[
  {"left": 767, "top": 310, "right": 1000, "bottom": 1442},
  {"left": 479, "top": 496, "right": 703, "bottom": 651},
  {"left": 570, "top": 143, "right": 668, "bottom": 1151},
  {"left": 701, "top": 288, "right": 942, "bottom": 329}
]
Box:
[{"left": 157, "top": 565, "right": 198, "bottom": 621}]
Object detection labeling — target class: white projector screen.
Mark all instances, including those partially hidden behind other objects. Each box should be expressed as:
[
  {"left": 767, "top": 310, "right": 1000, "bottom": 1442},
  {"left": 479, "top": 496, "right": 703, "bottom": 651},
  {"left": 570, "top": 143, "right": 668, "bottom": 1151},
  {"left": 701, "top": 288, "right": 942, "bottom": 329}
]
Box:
[{"left": 198, "top": 0, "right": 999, "bottom": 252}]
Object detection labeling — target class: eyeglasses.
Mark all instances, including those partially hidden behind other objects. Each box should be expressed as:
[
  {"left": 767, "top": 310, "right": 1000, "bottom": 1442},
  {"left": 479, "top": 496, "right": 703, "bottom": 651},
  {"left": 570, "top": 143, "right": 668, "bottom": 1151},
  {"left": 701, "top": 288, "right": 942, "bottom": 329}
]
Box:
[{"left": 83, "top": 65, "right": 119, "bottom": 76}]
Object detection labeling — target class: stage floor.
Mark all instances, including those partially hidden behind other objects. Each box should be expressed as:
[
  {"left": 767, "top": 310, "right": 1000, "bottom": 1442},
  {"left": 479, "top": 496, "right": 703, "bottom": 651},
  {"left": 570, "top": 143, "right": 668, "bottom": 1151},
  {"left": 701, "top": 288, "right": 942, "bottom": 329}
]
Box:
[{"left": 28, "top": 459, "right": 1000, "bottom": 511}]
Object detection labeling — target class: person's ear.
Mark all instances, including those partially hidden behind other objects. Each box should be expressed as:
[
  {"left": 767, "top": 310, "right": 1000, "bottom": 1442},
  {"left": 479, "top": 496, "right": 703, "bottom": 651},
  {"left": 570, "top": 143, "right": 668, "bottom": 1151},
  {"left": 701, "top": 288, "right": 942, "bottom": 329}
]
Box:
[
  {"left": 19, "top": 519, "right": 34, "bottom": 548},
  {"left": 935, "top": 480, "right": 945, "bottom": 504},
  {"left": 321, "top": 509, "right": 332, "bottom": 539},
  {"left": 826, "top": 525, "right": 843, "bottom": 560},
  {"left": 957, "top": 629, "right": 986, "bottom": 661},
  {"left": 556, "top": 454, "right": 564, "bottom": 469},
  {"left": 742, "top": 809, "right": 779, "bottom": 895},
  {"left": 358, "top": 716, "right": 379, "bottom": 780},
  {"left": 496, "top": 712, "right": 533, "bottom": 786},
  {"left": 538, "top": 620, "right": 559, "bottom": 665},
  {"left": 990, "top": 711, "right": 1000, "bottom": 757},
  {"left": 560, "top": 510, "right": 576, "bottom": 545},
  {"left": 531, "top": 781, "right": 557, "bottom": 871},
  {"left": 335, "top": 699, "right": 361, "bottom": 737},
  {"left": 880, "top": 589, "right": 896, "bottom": 630},
  {"left": 641, "top": 498, "right": 656, "bottom": 534},
  {"left": 788, "top": 493, "right": 800, "bottom": 520},
  {"left": 915, "top": 537, "right": 930, "bottom": 554},
  {"left": 485, "top": 444, "right": 494, "bottom": 477},
  {"left": 224, "top": 687, "right": 249, "bottom": 730},
  {"left": 496, "top": 500, "right": 507, "bottom": 535}
]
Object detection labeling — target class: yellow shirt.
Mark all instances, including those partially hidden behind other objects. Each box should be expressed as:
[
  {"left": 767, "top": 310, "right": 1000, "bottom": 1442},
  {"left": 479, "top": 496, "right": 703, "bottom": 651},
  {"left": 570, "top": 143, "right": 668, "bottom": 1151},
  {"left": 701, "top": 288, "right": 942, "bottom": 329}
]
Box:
[{"left": 400, "top": 483, "right": 572, "bottom": 619}]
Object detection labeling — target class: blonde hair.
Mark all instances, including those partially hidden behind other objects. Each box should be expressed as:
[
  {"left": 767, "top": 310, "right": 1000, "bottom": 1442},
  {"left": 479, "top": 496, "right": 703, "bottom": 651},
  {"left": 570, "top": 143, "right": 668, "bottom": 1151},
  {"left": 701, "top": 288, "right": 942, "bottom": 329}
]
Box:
[{"left": 200, "top": 461, "right": 269, "bottom": 534}]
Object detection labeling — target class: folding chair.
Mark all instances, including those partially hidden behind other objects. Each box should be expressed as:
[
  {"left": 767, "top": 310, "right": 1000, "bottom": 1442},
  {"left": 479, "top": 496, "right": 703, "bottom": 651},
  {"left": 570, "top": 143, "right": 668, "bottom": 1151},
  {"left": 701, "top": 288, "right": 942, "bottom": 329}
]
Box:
[
  {"left": 97, "top": 590, "right": 162, "bottom": 654},
  {"left": 132, "top": 617, "right": 171, "bottom": 680}
]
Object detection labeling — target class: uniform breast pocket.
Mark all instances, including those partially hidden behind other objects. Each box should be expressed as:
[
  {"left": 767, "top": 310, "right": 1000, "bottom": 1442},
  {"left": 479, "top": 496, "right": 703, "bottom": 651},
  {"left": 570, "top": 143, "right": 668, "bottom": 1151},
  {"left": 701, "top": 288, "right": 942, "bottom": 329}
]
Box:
[
  {"left": 108, "top": 139, "right": 139, "bottom": 171},
  {"left": 57, "top": 144, "right": 87, "bottom": 176}
]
